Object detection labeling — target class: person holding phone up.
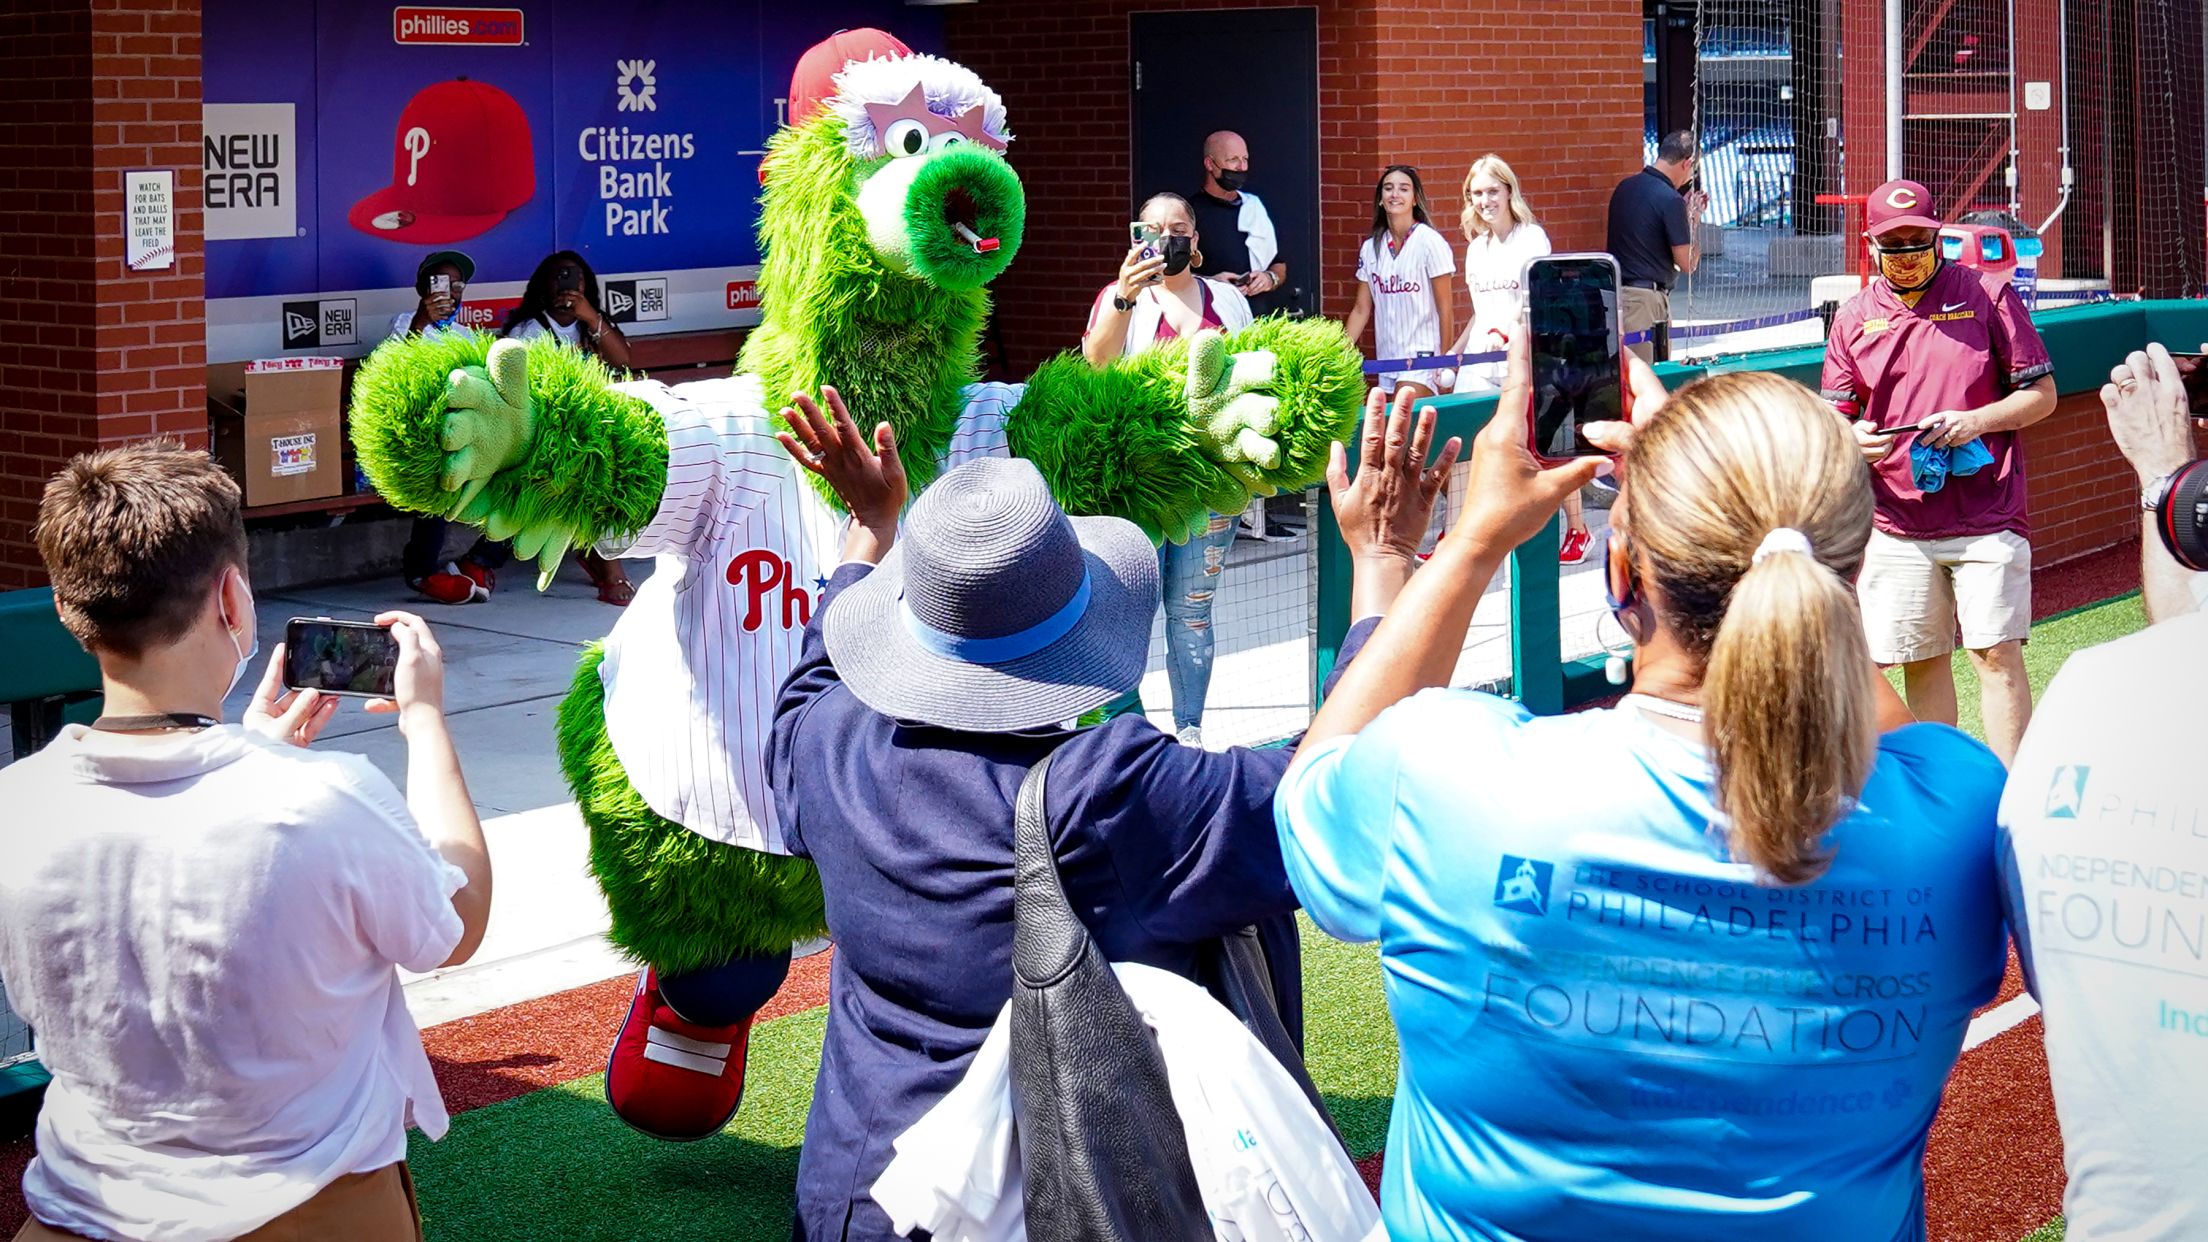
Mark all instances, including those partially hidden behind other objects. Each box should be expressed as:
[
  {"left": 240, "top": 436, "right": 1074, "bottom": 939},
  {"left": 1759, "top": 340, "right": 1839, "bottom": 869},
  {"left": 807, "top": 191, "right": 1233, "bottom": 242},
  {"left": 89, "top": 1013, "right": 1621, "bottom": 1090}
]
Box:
[
  {"left": 390, "top": 249, "right": 511, "bottom": 605},
  {"left": 1276, "top": 332, "right": 2007, "bottom": 1239},
  {"left": 502, "top": 251, "right": 637, "bottom": 604},
  {"left": 1083, "top": 193, "right": 1254, "bottom": 746},
  {"left": 1, "top": 440, "right": 491, "bottom": 1242}
]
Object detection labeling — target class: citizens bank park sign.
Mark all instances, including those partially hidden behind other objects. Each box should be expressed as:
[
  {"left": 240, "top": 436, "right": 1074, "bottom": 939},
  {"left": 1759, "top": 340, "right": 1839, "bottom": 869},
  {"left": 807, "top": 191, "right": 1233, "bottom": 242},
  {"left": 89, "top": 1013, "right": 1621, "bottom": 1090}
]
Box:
[{"left": 199, "top": 0, "right": 939, "bottom": 362}]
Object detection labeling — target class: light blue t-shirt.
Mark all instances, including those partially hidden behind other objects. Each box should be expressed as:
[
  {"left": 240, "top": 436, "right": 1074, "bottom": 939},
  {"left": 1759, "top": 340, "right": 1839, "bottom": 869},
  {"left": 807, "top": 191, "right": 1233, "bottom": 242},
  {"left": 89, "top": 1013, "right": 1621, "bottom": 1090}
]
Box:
[{"left": 1276, "top": 690, "right": 2008, "bottom": 1241}]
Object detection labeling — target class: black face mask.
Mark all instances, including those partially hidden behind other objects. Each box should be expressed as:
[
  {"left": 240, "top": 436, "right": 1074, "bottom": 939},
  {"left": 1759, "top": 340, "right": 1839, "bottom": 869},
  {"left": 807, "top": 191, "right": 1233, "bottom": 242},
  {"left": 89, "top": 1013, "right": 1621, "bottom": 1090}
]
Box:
[
  {"left": 1160, "top": 234, "right": 1194, "bottom": 276},
  {"left": 1214, "top": 168, "right": 1247, "bottom": 193}
]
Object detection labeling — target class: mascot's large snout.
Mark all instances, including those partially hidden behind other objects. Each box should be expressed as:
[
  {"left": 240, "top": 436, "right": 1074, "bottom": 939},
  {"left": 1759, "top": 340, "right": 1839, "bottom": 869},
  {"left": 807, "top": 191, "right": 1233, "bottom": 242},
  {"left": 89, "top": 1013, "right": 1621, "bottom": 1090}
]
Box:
[{"left": 856, "top": 141, "right": 1024, "bottom": 291}]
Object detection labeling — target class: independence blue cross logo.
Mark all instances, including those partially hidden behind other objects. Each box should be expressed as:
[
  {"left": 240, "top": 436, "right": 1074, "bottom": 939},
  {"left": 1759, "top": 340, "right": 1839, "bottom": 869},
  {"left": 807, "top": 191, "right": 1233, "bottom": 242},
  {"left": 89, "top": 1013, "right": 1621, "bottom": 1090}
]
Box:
[
  {"left": 2044, "top": 765, "right": 2089, "bottom": 820},
  {"left": 1494, "top": 855, "right": 1554, "bottom": 916}
]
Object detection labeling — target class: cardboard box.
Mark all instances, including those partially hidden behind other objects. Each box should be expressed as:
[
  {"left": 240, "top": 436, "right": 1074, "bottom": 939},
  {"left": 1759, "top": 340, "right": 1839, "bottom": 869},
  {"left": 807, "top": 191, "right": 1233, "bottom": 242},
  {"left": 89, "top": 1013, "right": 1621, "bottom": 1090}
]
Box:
[{"left": 211, "top": 357, "right": 346, "bottom": 508}]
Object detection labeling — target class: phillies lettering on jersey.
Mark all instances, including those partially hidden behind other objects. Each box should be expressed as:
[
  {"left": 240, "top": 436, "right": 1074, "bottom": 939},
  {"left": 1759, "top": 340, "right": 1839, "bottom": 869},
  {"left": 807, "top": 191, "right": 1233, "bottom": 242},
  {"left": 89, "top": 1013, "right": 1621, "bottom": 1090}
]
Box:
[
  {"left": 1374, "top": 275, "right": 1424, "bottom": 296},
  {"left": 593, "top": 372, "right": 1017, "bottom": 853},
  {"left": 725, "top": 549, "right": 819, "bottom": 631}
]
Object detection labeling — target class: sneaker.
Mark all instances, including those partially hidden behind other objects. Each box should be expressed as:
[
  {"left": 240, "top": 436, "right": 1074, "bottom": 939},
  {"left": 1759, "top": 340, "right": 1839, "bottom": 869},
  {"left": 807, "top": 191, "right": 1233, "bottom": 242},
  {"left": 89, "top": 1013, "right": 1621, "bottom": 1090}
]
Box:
[
  {"left": 604, "top": 968, "right": 755, "bottom": 1142},
  {"left": 1176, "top": 725, "right": 1204, "bottom": 748},
  {"left": 457, "top": 558, "right": 496, "bottom": 596},
  {"left": 1559, "top": 528, "right": 1592, "bottom": 565},
  {"left": 409, "top": 561, "right": 487, "bottom": 605}
]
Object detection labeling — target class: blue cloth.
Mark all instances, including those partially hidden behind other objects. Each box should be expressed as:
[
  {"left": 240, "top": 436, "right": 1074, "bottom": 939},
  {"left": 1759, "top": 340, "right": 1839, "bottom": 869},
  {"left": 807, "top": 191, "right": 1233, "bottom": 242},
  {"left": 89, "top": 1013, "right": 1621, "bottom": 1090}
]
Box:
[
  {"left": 769, "top": 562, "right": 1379, "bottom": 1242},
  {"left": 1158, "top": 512, "right": 1240, "bottom": 731},
  {"left": 1908, "top": 438, "right": 1996, "bottom": 494},
  {"left": 1275, "top": 690, "right": 2008, "bottom": 1241}
]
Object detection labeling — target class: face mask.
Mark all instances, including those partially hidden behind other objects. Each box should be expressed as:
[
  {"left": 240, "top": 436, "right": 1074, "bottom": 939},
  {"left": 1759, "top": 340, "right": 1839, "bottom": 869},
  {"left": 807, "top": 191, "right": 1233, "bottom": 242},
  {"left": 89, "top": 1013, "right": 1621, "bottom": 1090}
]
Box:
[
  {"left": 1160, "top": 234, "right": 1194, "bottom": 276},
  {"left": 1214, "top": 168, "right": 1247, "bottom": 193},
  {"left": 1876, "top": 244, "right": 1939, "bottom": 292},
  {"left": 220, "top": 571, "right": 258, "bottom": 700}
]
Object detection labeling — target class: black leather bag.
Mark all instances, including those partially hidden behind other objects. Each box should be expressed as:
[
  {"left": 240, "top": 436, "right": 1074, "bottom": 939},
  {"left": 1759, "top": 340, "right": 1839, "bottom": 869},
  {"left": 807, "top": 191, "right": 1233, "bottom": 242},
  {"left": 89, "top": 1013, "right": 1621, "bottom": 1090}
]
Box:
[{"left": 1008, "top": 751, "right": 1346, "bottom": 1240}]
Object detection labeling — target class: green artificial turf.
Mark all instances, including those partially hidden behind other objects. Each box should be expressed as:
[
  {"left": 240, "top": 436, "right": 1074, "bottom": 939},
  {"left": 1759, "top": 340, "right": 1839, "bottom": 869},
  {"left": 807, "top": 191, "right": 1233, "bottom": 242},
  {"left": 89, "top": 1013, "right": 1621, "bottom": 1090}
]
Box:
[
  {"left": 1885, "top": 593, "right": 2144, "bottom": 741},
  {"left": 2021, "top": 1219, "right": 2066, "bottom": 1241}
]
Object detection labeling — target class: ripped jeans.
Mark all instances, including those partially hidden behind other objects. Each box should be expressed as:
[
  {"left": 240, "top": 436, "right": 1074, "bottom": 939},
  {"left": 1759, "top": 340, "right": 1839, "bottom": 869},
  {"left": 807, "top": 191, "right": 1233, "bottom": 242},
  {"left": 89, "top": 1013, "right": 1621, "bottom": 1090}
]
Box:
[{"left": 1157, "top": 512, "right": 1238, "bottom": 731}]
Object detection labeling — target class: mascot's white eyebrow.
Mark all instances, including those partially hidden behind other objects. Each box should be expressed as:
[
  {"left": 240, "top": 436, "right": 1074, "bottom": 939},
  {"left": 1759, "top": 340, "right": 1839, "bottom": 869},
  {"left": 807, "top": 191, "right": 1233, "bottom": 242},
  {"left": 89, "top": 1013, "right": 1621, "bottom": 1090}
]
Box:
[{"left": 828, "top": 52, "right": 1014, "bottom": 159}]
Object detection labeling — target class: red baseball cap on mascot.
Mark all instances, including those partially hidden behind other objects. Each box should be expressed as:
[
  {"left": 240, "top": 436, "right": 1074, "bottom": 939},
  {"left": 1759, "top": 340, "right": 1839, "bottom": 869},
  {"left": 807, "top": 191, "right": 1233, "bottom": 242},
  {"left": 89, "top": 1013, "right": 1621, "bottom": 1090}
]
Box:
[
  {"left": 760, "top": 28, "right": 913, "bottom": 185},
  {"left": 349, "top": 77, "right": 536, "bottom": 243},
  {"left": 1864, "top": 178, "right": 1942, "bottom": 237}
]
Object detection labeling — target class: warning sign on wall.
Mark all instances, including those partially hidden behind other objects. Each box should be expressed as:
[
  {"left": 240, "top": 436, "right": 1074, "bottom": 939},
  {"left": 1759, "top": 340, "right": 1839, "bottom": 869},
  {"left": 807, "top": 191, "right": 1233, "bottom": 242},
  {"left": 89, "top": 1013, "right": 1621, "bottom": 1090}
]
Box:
[{"left": 124, "top": 169, "right": 175, "bottom": 272}]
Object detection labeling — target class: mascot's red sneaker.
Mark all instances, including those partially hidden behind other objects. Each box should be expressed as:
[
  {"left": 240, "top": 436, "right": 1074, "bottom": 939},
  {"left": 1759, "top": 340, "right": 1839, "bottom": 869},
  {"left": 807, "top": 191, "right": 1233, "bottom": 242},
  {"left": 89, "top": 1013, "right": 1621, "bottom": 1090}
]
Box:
[{"left": 605, "top": 968, "right": 754, "bottom": 1141}]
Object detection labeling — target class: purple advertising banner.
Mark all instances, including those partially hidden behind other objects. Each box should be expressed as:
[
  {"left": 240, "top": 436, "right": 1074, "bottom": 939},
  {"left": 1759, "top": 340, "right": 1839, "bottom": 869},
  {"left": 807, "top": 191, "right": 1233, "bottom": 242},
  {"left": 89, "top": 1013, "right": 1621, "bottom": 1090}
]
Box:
[{"left": 203, "top": 0, "right": 940, "bottom": 357}]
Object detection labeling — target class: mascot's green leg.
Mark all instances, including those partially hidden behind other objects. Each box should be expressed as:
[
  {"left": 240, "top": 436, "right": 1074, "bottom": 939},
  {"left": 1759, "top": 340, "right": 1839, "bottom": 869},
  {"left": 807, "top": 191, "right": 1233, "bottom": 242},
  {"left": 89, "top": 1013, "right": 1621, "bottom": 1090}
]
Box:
[{"left": 557, "top": 643, "right": 827, "bottom": 975}]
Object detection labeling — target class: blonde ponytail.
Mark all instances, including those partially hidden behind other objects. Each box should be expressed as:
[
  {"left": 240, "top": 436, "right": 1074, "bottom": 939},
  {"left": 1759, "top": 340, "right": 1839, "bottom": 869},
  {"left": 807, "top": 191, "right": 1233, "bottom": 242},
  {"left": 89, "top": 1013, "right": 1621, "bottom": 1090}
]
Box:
[
  {"left": 1702, "top": 546, "right": 1878, "bottom": 883},
  {"left": 1617, "top": 372, "right": 1879, "bottom": 885}
]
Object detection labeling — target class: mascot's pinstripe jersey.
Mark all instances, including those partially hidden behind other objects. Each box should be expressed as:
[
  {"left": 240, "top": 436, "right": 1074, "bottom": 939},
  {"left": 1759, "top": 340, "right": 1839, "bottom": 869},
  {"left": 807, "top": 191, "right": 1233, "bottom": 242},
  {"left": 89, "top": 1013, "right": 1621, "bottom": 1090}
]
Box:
[{"left": 349, "top": 37, "right": 1359, "bottom": 1075}]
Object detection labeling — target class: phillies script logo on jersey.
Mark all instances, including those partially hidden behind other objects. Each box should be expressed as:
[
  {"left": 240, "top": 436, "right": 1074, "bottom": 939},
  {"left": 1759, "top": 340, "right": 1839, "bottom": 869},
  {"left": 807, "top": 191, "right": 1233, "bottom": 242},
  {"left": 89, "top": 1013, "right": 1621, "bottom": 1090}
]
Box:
[
  {"left": 726, "top": 550, "right": 823, "bottom": 632},
  {"left": 1374, "top": 275, "right": 1425, "bottom": 296}
]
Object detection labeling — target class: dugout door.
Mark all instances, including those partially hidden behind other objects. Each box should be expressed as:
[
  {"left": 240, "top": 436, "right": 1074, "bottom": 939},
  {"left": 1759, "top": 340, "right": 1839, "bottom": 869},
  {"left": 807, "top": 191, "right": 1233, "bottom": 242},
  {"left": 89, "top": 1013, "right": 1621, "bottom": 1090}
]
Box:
[{"left": 1129, "top": 8, "right": 1320, "bottom": 318}]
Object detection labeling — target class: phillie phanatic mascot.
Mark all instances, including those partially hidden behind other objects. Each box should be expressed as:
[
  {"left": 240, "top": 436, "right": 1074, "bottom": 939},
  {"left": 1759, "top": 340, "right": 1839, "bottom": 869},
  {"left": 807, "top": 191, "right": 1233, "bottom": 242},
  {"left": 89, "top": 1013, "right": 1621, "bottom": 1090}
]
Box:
[{"left": 348, "top": 28, "right": 1360, "bottom": 1139}]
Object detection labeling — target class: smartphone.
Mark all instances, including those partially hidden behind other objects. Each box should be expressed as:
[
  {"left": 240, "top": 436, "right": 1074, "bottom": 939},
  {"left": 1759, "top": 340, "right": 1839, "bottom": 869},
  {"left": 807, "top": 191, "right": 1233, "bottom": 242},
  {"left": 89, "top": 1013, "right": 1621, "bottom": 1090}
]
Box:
[
  {"left": 429, "top": 273, "right": 451, "bottom": 296},
  {"left": 1524, "top": 253, "right": 1626, "bottom": 462},
  {"left": 1130, "top": 221, "right": 1161, "bottom": 260},
  {"left": 1867, "top": 422, "right": 1928, "bottom": 437},
  {"left": 283, "top": 617, "right": 401, "bottom": 699},
  {"left": 555, "top": 264, "right": 583, "bottom": 293}
]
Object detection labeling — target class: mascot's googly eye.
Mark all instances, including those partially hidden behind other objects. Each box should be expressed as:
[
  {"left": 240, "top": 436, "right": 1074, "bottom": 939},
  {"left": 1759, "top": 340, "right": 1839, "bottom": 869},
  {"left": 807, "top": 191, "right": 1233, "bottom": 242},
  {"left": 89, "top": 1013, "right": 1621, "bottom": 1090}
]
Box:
[
  {"left": 883, "top": 118, "right": 929, "bottom": 159},
  {"left": 927, "top": 131, "right": 967, "bottom": 153}
]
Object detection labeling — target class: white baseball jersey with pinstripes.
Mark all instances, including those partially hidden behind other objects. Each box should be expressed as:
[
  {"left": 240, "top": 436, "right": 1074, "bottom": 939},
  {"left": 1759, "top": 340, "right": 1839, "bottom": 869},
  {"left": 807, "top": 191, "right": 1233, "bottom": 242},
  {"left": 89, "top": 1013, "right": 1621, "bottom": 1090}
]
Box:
[
  {"left": 1355, "top": 222, "right": 1456, "bottom": 361},
  {"left": 595, "top": 372, "right": 1019, "bottom": 854}
]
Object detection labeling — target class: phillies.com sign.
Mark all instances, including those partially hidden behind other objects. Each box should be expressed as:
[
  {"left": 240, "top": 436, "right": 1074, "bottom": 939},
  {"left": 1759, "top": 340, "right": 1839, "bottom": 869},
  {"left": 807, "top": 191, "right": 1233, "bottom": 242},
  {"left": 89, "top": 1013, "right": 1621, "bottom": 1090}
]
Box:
[{"left": 392, "top": 6, "right": 525, "bottom": 45}]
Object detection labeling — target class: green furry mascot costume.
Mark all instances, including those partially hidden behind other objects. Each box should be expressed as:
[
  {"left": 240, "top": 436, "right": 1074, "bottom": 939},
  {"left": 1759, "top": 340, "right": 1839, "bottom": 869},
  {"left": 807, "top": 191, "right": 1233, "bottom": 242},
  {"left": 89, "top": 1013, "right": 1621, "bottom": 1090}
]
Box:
[{"left": 348, "top": 29, "right": 1359, "bottom": 1141}]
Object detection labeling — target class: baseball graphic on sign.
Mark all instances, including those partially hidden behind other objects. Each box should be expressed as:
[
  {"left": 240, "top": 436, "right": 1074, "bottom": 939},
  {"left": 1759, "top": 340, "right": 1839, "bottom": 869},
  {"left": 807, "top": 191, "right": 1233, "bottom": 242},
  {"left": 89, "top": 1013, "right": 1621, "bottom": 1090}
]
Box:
[{"left": 347, "top": 77, "right": 535, "bottom": 243}]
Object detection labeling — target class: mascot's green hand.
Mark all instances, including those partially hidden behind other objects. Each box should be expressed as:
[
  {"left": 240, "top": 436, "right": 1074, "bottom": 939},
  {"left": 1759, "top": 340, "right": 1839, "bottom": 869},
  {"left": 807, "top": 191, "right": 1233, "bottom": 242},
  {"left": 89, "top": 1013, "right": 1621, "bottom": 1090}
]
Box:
[
  {"left": 440, "top": 338, "right": 538, "bottom": 521},
  {"left": 1183, "top": 329, "right": 1285, "bottom": 492}
]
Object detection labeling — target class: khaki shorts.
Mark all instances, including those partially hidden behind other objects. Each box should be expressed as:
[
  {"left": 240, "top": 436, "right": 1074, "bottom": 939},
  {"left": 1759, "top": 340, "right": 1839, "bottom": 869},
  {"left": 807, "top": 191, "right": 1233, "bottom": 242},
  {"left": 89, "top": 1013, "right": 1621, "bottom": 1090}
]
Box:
[
  {"left": 14, "top": 1162, "right": 424, "bottom": 1242},
  {"left": 1620, "top": 285, "right": 1669, "bottom": 364},
  {"left": 1857, "top": 528, "right": 2032, "bottom": 664}
]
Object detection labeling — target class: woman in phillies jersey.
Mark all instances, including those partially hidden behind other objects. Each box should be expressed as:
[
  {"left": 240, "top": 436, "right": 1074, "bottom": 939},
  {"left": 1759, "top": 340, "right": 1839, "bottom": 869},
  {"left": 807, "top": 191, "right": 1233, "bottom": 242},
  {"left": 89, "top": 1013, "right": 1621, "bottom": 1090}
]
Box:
[{"left": 1344, "top": 165, "right": 1456, "bottom": 403}]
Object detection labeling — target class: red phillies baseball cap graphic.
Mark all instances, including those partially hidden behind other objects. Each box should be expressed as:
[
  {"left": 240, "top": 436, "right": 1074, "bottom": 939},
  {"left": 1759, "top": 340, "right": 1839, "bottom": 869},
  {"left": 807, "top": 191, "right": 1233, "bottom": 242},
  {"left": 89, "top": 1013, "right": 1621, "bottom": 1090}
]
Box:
[
  {"left": 1864, "top": 179, "right": 1942, "bottom": 237},
  {"left": 349, "top": 77, "right": 535, "bottom": 244},
  {"left": 761, "top": 28, "right": 912, "bottom": 185}
]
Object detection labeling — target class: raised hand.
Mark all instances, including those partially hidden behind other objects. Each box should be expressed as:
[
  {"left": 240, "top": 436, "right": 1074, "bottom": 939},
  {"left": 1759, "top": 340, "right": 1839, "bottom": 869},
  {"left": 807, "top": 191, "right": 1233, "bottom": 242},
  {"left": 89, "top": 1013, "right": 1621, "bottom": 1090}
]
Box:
[
  {"left": 441, "top": 338, "right": 537, "bottom": 522},
  {"left": 1327, "top": 385, "right": 1460, "bottom": 563},
  {"left": 1451, "top": 326, "right": 1608, "bottom": 558},
  {"left": 1183, "top": 329, "right": 1285, "bottom": 489},
  {"left": 242, "top": 645, "right": 338, "bottom": 748},
  {"left": 778, "top": 385, "right": 907, "bottom": 562}
]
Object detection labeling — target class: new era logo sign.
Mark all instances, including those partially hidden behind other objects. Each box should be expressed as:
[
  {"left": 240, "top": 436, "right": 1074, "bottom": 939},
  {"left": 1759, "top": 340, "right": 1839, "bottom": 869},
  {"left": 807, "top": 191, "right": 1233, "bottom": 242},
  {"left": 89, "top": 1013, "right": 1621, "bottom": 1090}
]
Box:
[
  {"left": 602, "top": 277, "right": 668, "bottom": 325},
  {"left": 278, "top": 298, "right": 357, "bottom": 350},
  {"left": 1494, "top": 855, "right": 1554, "bottom": 916}
]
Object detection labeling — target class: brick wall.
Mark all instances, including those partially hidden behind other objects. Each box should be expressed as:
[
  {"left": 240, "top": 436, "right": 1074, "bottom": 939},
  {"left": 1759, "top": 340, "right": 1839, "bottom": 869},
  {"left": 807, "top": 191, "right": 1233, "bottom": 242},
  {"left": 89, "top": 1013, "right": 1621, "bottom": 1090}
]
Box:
[
  {"left": 2024, "top": 390, "right": 2208, "bottom": 566},
  {"left": 945, "top": 0, "right": 1643, "bottom": 376},
  {"left": 0, "top": 0, "right": 203, "bottom": 589}
]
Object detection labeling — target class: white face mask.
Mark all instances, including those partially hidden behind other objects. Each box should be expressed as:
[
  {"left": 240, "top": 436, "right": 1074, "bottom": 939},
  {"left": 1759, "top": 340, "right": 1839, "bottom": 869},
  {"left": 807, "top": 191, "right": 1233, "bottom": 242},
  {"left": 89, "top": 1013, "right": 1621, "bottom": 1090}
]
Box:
[{"left": 221, "top": 571, "right": 258, "bottom": 700}]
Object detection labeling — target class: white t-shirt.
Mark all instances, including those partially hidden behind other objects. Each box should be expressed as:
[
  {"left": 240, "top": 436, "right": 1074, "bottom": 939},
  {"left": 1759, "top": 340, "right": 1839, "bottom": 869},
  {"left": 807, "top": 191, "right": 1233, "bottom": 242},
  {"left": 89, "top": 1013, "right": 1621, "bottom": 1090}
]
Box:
[
  {"left": 507, "top": 314, "right": 584, "bottom": 349},
  {"left": 1355, "top": 222, "right": 1455, "bottom": 362},
  {"left": 2000, "top": 610, "right": 2208, "bottom": 1242},
  {"left": 0, "top": 724, "right": 466, "bottom": 1242},
  {"left": 595, "top": 373, "right": 1017, "bottom": 852},
  {"left": 1458, "top": 223, "right": 1552, "bottom": 390}
]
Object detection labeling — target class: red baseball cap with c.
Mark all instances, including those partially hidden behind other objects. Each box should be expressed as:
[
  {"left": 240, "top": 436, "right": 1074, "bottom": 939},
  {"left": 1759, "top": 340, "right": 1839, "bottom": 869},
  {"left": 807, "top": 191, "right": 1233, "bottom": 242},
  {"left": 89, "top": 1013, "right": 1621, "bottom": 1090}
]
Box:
[
  {"left": 349, "top": 78, "right": 536, "bottom": 244},
  {"left": 1864, "top": 179, "right": 1942, "bottom": 237}
]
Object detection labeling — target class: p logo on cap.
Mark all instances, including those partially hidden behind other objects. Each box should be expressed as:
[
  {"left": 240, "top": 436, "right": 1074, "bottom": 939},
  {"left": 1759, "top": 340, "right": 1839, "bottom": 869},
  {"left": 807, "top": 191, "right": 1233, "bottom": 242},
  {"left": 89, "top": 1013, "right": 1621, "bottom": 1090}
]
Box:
[{"left": 349, "top": 78, "right": 536, "bottom": 243}]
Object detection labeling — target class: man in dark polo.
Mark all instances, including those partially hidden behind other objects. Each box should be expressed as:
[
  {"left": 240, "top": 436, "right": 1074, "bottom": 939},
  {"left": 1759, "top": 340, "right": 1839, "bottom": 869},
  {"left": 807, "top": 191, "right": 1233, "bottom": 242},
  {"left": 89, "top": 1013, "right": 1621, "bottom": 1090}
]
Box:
[{"left": 1605, "top": 130, "right": 1707, "bottom": 362}]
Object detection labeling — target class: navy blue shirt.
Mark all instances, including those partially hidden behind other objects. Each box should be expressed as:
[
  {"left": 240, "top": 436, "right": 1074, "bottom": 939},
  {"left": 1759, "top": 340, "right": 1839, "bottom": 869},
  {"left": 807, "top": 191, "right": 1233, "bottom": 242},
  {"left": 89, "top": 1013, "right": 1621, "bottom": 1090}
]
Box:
[
  {"left": 769, "top": 562, "right": 1377, "bottom": 1241},
  {"left": 1606, "top": 165, "right": 1693, "bottom": 289}
]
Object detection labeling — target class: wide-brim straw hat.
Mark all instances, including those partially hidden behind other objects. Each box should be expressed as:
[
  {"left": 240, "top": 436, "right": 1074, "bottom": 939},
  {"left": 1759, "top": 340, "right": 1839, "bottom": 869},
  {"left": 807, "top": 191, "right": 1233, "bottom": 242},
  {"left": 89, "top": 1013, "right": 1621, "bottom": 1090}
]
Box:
[{"left": 823, "top": 456, "right": 1162, "bottom": 731}]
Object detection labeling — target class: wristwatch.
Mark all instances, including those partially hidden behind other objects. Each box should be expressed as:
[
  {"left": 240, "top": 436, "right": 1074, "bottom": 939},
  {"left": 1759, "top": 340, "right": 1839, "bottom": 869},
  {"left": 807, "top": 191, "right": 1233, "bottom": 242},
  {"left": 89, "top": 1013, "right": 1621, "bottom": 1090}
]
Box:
[
  {"left": 1112, "top": 292, "right": 1136, "bottom": 312},
  {"left": 2143, "top": 467, "right": 2184, "bottom": 511}
]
